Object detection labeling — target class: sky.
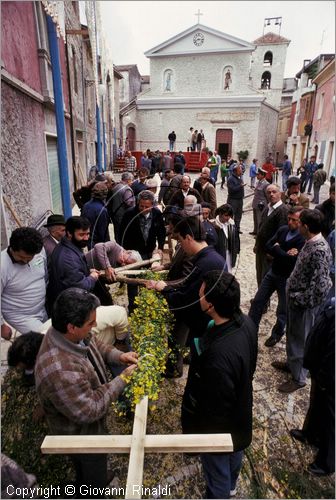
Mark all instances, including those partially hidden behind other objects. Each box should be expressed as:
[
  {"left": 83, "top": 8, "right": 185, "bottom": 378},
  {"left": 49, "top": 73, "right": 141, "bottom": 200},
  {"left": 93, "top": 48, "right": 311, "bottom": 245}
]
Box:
[{"left": 98, "top": 0, "right": 335, "bottom": 78}]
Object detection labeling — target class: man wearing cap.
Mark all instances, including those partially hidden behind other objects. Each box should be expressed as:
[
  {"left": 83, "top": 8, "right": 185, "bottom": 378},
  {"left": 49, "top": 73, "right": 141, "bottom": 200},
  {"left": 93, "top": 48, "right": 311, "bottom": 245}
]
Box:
[
  {"left": 250, "top": 168, "right": 269, "bottom": 235},
  {"left": 227, "top": 164, "right": 246, "bottom": 234},
  {"left": 82, "top": 182, "right": 110, "bottom": 250},
  {"left": 281, "top": 177, "right": 310, "bottom": 209},
  {"left": 43, "top": 214, "right": 66, "bottom": 260}
]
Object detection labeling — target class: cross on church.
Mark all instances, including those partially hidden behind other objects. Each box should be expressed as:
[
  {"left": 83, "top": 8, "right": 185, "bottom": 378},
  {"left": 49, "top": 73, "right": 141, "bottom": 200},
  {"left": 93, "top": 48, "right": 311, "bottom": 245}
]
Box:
[
  {"left": 41, "top": 396, "right": 233, "bottom": 499},
  {"left": 195, "top": 9, "right": 203, "bottom": 23}
]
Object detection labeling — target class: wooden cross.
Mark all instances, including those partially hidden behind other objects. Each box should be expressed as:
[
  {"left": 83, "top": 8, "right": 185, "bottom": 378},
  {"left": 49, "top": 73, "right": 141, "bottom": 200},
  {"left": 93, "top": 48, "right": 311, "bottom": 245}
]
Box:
[
  {"left": 195, "top": 9, "right": 203, "bottom": 24},
  {"left": 41, "top": 396, "right": 232, "bottom": 499}
]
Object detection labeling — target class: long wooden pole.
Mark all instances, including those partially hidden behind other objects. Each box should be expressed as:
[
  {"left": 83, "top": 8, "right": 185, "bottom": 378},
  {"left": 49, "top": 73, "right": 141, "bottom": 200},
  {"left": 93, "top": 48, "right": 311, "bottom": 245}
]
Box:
[
  {"left": 126, "top": 396, "right": 148, "bottom": 499},
  {"left": 114, "top": 256, "right": 161, "bottom": 274}
]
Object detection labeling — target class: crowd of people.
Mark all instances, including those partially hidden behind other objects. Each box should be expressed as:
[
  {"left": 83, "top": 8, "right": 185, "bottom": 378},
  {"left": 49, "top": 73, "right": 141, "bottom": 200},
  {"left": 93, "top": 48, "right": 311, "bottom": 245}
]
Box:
[{"left": 1, "top": 146, "right": 335, "bottom": 498}]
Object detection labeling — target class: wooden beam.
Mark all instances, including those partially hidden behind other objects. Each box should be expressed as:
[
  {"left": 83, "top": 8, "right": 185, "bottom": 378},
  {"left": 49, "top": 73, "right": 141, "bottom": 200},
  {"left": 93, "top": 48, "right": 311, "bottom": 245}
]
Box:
[
  {"left": 41, "top": 433, "right": 233, "bottom": 454},
  {"left": 126, "top": 396, "right": 148, "bottom": 499}
]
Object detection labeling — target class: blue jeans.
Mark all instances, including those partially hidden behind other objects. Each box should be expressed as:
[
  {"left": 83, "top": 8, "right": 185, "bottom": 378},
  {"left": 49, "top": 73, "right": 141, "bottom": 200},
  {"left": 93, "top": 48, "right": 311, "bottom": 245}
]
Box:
[
  {"left": 201, "top": 450, "right": 243, "bottom": 499},
  {"left": 282, "top": 173, "right": 289, "bottom": 191},
  {"left": 210, "top": 166, "right": 218, "bottom": 182},
  {"left": 249, "top": 270, "right": 287, "bottom": 340},
  {"left": 169, "top": 141, "right": 175, "bottom": 151}
]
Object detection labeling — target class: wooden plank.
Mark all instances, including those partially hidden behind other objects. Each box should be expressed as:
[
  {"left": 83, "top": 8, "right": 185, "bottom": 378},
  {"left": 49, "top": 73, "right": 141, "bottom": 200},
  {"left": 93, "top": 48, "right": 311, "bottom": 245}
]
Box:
[
  {"left": 41, "top": 433, "right": 232, "bottom": 454},
  {"left": 126, "top": 396, "right": 148, "bottom": 499},
  {"left": 41, "top": 435, "right": 132, "bottom": 454}
]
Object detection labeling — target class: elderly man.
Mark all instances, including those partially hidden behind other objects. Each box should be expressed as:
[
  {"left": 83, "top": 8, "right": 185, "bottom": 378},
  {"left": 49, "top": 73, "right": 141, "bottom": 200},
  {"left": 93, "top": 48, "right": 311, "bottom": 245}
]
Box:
[
  {"left": 281, "top": 176, "right": 309, "bottom": 209},
  {"left": 42, "top": 214, "right": 66, "bottom": 260},
  {"left": 250, "top": 168, "right": 269, "bottom": 235},
  {"left": 195, "top": 168, "right": 217, "bottom": 218},
  {"left": 35, "top": 288, "right": 138, "bottom": 495},
  {"left": 169, "top": 175, "right": 203, "bottom": 208},
  {"left": 124, "top": 150, "right": 137, "bottom": 173},
  {"left": 85, "top": 241, "right": 141, "bottom": 282},
  {"left": 254, "top": 184, "right": 288, "bottom": 286},
  {"left": 227, "top": 163, "right": 246, "bottom": 234},
  {"left": 276, "top": 209, "right": 332, "bottom": 393},
  {"left": 1, "top": 228, "right": 48, "bottom": 339},
  {"left": 107, "top": 172, "right": 135, "bottom": 244},
  {"left": 120, "top": 190, "right": 166, "bottom": 312}
]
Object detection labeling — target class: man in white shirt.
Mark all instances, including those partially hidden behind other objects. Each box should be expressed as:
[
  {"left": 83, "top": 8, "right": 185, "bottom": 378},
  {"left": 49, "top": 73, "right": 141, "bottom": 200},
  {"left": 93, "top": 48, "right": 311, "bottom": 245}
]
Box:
[{"left": 1, "top": 227, "right": 48, "bottom": 339}]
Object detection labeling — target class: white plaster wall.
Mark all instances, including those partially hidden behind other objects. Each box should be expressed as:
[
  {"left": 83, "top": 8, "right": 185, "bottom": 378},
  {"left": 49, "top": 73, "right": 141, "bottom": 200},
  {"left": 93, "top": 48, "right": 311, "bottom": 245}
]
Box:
[
  {"left": 134, "top": 106, "right": 262, "bottom": 157},
  {"left": 255, "top": 104, "right": 279, "bottom": 163},
  {"left": 147, "top": 52, "right": 256, "bottom": 97},
  {"left": 250, "top": 44, "right": 288, "bottom": 109}
]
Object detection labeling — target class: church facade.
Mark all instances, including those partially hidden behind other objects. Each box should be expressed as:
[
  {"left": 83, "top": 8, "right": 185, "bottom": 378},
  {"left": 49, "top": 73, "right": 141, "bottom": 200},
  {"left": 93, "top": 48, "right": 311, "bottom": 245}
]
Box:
[{"left": 122, "top": 24, "right": 290, "bottom": 163}]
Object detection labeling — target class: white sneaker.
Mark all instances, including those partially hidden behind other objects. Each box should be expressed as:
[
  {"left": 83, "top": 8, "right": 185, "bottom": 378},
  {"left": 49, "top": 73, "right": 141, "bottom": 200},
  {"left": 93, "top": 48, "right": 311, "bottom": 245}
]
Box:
[{"left": 230, "top": 488, "right": 237, "bottom": 497}]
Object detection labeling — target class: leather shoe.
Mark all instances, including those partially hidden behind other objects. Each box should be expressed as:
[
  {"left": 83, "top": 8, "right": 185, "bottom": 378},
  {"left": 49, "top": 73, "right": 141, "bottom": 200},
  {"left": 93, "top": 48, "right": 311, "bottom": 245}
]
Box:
[
  {"left": 307, "top": 462, "right": 333, "bottom": 476},
  {"left": 249, "top": 231, "right": 256, "bottom": 235},
  {"left": 264, "top": 336, "right": 279, "bottom": 347},
  {"left": 290, "top": 429, "right": 308, "bottom": 444},
  {"left": 278, "top": 379, "right": 306, "bottom": 393},
  {"left": 271, "top": 361, "right": 290, "bottom": 372}
]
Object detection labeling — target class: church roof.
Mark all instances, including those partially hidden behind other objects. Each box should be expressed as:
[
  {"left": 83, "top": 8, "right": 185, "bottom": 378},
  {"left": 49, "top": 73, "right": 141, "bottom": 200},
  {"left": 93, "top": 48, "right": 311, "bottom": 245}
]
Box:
[
  {"left": 253, "top": 32, "right": 290, "bottom": 45},
  {"left": 144, "top": 23, "right": 256, "bottom": 58}
]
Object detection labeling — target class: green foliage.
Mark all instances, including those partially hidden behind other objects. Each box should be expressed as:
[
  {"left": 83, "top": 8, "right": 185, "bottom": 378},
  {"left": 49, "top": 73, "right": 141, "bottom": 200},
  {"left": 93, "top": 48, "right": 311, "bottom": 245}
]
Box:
[
  {"left": 237, "top": 150, "right": 249, "bottom": 160},
  {"left": 1, "top": 369, "right": 74, "bottom": 490}
]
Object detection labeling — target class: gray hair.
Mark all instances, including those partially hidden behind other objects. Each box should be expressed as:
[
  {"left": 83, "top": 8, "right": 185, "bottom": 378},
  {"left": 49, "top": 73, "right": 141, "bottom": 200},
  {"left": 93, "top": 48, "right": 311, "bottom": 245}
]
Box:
[
  {"left": 127, "top": 250, "right": 142, "bottom": 261},
  {"left": 121, "top": 172, "right": 134, "bottom": 182},
  {"left": 146, "top": 177, "right": 158, "bottom": 188},
  {"left": 184, "top": 194, "right": 197, "bottom": 206},
  {"left": 138, "top": 190, "right": 155, "bottom": 204},
  {"left": 266, "top": 184, "right": 280, "bottom": 193}
]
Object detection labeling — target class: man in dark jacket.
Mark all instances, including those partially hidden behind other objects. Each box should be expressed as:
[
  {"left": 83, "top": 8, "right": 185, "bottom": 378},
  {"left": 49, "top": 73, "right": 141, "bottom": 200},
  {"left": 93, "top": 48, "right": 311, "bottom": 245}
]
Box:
[
  {"left": 289, "top": 296, "right": 335, "bottom": 476},
  {"left": 254, "top": 184, "right": 288, "bottom": 286},
  {"left": 81, "top": 182, "right": 110, "bottom": 250},
  {"left": 47, "top": 216, "right": 109, "bottom": 307},
  {"left": 227, "top": 164, "right": 246, "bottom": 233},
  {"left": 147, "top": 217, "right": 227, "bottom": 376},
  {"left": 119, "top": 190, "right": 166, "bottom": 312},
  {"left": 249, "top": 206, "right": 305, "bottom": 347},
  {"left": 315, "top": 183, "right": 335, "bottom": 238},
  {"left": 181, "top": 270, "right": 257, "bottom": 499}
]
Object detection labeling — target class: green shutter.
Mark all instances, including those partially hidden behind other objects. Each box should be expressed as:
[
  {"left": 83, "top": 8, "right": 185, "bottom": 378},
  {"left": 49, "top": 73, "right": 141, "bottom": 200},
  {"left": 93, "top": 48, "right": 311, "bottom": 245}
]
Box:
[{"left": 47, "top": 137, "right": 63, "bottom": 214}]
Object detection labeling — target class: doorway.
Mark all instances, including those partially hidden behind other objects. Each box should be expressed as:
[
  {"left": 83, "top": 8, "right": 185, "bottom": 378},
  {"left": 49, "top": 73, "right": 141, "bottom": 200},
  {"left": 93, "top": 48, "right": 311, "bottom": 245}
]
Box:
[
  {"left": 127, "top": 126, "right": 136, "bottom": 151},
  {"left": 215, "top": 129, "right": 233, "bottom": 160}
]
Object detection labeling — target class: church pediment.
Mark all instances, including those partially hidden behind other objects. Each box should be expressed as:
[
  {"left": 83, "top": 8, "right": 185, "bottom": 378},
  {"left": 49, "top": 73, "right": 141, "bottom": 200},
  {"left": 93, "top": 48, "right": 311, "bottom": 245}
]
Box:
[{"left": 144, "top": 24, "right": 256, "bottom": 57}]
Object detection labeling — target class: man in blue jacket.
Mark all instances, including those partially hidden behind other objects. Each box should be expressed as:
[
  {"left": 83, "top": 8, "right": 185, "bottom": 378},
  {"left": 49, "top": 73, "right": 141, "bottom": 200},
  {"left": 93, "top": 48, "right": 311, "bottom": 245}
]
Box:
[
  {"left": 249, "top": 206, "right": 305, "bottom": 347},
  {"left": 181, "top": 270, "right": 257, "bottom": 498}
]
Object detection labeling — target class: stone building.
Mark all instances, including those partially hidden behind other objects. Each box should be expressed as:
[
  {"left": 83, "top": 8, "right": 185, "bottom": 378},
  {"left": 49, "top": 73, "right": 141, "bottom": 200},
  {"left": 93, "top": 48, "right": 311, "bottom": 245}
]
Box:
[
  {"left": 1, "top": 1, "right": 73, "bottom": 247},
  {"left": 286, "top": 54, "right": 334, "bottom": 172},
  {"left": 275, "top": 78, "right": 298, "bottom": 166},
  {"left": 119, "top": 23, "right": 290, "bottom": 163}
]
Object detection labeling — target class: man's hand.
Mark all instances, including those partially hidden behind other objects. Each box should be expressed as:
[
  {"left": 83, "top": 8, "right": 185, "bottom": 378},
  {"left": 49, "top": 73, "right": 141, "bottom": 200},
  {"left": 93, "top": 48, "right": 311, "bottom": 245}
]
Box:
[
  {"left": 89, "top": 269, "right": 100, "bottom": 280},
  {"left": 119, "top": 351, "right": 139, "bottom": 365},
  {"left": 151, "top": 262, "right": 164, "bottom": 271},
  {"left": 287, "top": 248, "right": 299, "bottom": 256},
  {"left": 1, "top": 324, "right": 12, "bottom": 341},
  {"left": 146, "top": 280, "right": 167, "bottom": 291},
  {"left": 121, "top": 364, "right": 137, "bottom": 379},
  {"left": 289, "top": 193, "right": 299, "bottom": 205},
  {"left": 105, "top": 267, "right": 116, "bottom": 282}
]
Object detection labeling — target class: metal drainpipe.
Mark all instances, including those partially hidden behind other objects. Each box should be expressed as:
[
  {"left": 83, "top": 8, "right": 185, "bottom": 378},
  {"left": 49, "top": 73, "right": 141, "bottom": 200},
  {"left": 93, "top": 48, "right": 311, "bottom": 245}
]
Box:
[
  {"left": 93, "top": 3, "right": 103, "bottom": 172},
  {"left": 102, "top": 96, "right": 107, "bottom": 170},
  {"left": 46, "top": 16, "right": 72, "bottom": 218}
]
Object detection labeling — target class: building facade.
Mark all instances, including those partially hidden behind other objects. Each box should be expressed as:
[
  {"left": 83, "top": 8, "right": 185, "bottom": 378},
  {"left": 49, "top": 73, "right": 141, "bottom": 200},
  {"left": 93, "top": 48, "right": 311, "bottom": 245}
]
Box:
[{"left": 119, "top": 24, "right": 289, "bottom": 163}]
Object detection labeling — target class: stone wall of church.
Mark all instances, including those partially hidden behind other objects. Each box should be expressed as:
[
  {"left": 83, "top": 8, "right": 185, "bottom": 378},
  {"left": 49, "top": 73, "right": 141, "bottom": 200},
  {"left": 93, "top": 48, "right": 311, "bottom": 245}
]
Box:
[
  {"left": 134, "top": 106, "right": 266, "bottom": 159},
  {"left": 148, "top": 52, "right": 255, "bottom": 97},
  {"left": 250, "top": 44, "right": 288, "bottom": 109},
  {"left": 255, "top": 103, "right": 279, "bottom": 163}
]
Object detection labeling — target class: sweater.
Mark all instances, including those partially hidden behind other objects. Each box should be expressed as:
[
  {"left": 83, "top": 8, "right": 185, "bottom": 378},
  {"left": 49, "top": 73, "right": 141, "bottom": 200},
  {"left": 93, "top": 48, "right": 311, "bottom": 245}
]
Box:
[
  {"left": 1, "top": 248, "right": 48, "bottom": 333},
  {"left": 286, "top": 235, "right": 332, "bottom": 308},
  {"left": 35, "top": 327, "right": 126, "bottom": 435}
]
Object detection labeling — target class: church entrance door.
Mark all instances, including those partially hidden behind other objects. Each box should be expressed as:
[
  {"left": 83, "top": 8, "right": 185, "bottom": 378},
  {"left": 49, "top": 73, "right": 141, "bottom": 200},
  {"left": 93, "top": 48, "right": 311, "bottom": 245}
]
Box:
[
  {"left": 127, "top": 126, "right": 136, "bottom": 151},
  {"left": 216, "top": 129, "right": 233, "bottom": 160}
]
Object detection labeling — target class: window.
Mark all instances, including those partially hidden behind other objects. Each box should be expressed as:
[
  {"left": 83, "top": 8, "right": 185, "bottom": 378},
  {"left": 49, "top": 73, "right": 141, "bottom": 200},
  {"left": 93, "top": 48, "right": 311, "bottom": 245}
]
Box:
[
  {"left": 261, "top": 71, "right": 271, "bottom": 89},
  {"left": 317, "top": 93, "right": 325, "bottom": 119},
  {"left": 263, "top": 51, "right": 273, "bottom": 66},
  {"left": 33, "top": 2, "right": 54, "bottom": 100}
]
